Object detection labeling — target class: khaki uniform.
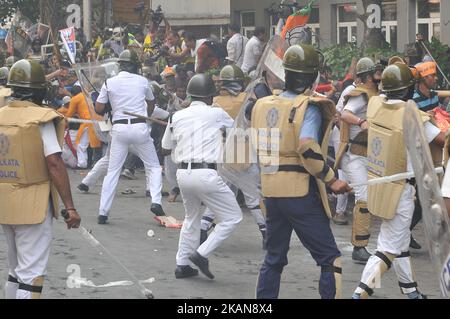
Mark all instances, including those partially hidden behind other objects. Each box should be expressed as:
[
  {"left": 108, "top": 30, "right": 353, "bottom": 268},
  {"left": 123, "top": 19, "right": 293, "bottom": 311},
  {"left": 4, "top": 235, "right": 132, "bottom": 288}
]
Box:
[
  {"left": 0, "top": 100, "right": 64, "bottom": 299},
  {"left": 354, "top": 96, "right": 439, "bottom": 298},
  {"left": 337, "top": 86, "right": 377, "bottom": 248},
  {"left": 213, "top": 91, "right": 246, "bottom": 120}
]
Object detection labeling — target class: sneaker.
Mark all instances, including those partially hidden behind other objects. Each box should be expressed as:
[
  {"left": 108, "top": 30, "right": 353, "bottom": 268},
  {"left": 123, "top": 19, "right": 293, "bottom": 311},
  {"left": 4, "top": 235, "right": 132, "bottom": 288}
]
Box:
[
  {"left": 98, "top": 215, "right": 108, "bottom": 225},
  {"left": 333, "top": 213, "right": 349, "bottom": 225},
  {"left": 77, "top": 183, "right": 89, "bottom": 193},
  {"left": 409, "top": 236, "right": 422, "bottom": 250},
  {"left": 151, "top": 203, "right": 166, "bottom": 217},
  {"left": 175, "top": 265, "right": 199, "bottom": 279},
  {"left": 121, "top": 169, "right": 137, "bottom": 180},
  {"left": 352, "top": 247, "right": 371, "bottom": 264},
  {"left": 200, "top": 229, "right": 208, "bottom": 245},
  {"left": 189, "top": 252, "right": 214, "bottom": 280}
]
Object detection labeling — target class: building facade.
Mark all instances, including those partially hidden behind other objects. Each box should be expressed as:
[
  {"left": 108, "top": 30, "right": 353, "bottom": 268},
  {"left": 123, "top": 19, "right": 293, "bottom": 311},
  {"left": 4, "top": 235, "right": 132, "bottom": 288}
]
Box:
[{"left": 230, "top": 0, "right": 450, "bottom": 51}]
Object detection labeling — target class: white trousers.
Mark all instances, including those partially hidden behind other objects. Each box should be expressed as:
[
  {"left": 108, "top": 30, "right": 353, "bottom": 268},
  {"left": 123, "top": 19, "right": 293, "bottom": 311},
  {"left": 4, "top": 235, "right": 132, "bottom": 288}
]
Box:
[
  {"left": 62, "top": 130, "right": 78, "bottom": 169},
  {"left": 355, "top": 185, "right": 417, "bottom": 295},
  {"left": 99, "top": 123, "right": 162, "bottom": 216},
  {"left": 342, "top": 153, "right": 368, "bottom": 202},
  {"left": 77, "top": 128, "right": 89, "bottom": 168},
  {"left": 164, "top": 155, "right": 179, "bottom": 191},
  {"left": 331, "top": 126, "right": 349, "bottom": 213},
  {"left": 176, "top": 168, "right": 242, "bottom": 266},
  {"left": 2, "top": 208, "right": 53, "bottom": 299},
  {"left": 82, "top": 143, "right": 111, "bottom": 187}
]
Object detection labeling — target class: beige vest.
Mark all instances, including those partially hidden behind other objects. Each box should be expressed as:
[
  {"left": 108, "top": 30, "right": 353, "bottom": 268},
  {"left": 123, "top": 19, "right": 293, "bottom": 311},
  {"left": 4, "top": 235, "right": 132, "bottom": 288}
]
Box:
[
  {"left": 0, "top": 86, "right": 11, "bottom": 108},
  {"left": 213, "top": 91, "right": 247, "bottom": 120},
  {"left": 335, "top": 86, "right": 377, "bottom": 169},
  {"left": 251, "top": 92, "right": 335, "bottom": 218},
  {"left": 367, "top": 96, "right": 429, "bottom": 219},
  {"left": 0, "top": 101, "right": 65, "bottom": 225}
]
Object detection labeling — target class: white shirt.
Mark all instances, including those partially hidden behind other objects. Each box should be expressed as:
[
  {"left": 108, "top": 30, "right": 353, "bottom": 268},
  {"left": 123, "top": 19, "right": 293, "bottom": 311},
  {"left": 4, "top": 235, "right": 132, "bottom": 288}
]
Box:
[
  {"left": 162, "top": 101, "right": 234, "bottom": 164},
  {"left": 227, "top": 33, "right": 248, "bottom": 68},
  {"left": 344, "top": 94, "right": 367, "bottom": 140},
  {"left": 241, "top": 36, "right": 264, "bottom": 73},
  {"left": 336, "top": 83, "right": 356, "bottom": 113},
  {"left": 97, "top": 71, "right": 155, "bottom": 122},
  {"left": 441, "top": 160, "right": 450, "bottom": 198},
  {"left": 39, "top": 122, "right": 62, "bottom": 157}
]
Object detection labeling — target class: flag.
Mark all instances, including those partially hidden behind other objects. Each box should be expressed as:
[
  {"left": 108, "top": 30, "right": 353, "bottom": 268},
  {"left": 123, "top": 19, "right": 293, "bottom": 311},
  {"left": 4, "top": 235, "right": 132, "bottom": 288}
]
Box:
[
  {"left": 281, "top": 0, "right": 315, "bottom": 46},
  {"left": 59, "top": 27, "right": 77, "bottom": 64}
]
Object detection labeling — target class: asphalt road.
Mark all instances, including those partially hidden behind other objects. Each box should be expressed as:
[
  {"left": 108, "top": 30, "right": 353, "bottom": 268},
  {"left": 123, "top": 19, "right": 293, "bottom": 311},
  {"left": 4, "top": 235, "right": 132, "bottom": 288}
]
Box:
[{"left": 0, "top": 169, "right": 443, "bottom": 299}]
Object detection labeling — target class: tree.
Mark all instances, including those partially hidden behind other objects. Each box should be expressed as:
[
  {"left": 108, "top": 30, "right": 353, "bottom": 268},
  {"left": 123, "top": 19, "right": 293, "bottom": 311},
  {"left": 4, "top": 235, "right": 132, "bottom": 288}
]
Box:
[
  {"left": 357, "top": 0, "right": 389, "bottom": 53},
  {"left": 0, "top": 0, "right": 40, "bottom": 24}
]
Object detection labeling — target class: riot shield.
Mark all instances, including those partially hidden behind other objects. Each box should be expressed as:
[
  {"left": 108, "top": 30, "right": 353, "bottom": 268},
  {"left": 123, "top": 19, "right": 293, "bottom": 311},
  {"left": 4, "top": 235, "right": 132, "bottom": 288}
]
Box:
[
  {"left": 5, "top": 13, "right": 34, "bottom": 58},
  {"left": 403, "top": 100, "right": 450, "bottom": 298},
  {"left": 74, "top": 59, "right": 119, "bottom": 143},
  {"left": 218, "top": 35, "right": 288, "bottom": 199}
]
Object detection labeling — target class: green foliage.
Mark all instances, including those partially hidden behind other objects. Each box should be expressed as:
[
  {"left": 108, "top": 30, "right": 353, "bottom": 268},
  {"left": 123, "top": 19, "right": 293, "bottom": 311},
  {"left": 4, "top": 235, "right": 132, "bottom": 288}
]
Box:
[
  {"left": 428, "top": 37, "right": 450, "bottom": 85},
  {"left": 322, "top": 43, "right": 402, "bottom": 80},
  {"left": 321, "top": 43, "right": 359, "bottom": 80},
  {"left": 0, "top": 0, "right": 40, "bottom": 24}
]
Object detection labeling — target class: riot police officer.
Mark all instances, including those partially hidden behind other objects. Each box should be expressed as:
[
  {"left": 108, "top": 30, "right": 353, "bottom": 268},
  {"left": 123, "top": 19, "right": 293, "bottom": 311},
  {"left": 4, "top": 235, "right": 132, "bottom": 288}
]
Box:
[
  {"left": 251, "top": 44, "right": 351, "bottom": 299},
  {"left": 0, "top": 59, "right": 80, "bottom": 299},
  {"left": 352, "top": 63, "right": 445, "bottom": 299},
  {"left": 336, "top": 57, "right": 383, "bottom": 263}
]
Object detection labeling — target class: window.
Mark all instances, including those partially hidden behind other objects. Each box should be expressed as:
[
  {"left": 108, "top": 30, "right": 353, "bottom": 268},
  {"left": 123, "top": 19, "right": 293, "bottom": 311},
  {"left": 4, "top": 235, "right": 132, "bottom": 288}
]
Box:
[
  {"left": 381, "top": 1, "right": 398, "bottom": 50},
  {"left": 306, "top": 7, "right": 320, "bottom": 46},
  {"left": 416, "top": 0, "right": 440, "bottom": 41},
  {"left": 241, "top": 11, "right": 256, "bottom": 38},
  {"left": 337, "top": 4, "right": 357, "bottom": 44}
]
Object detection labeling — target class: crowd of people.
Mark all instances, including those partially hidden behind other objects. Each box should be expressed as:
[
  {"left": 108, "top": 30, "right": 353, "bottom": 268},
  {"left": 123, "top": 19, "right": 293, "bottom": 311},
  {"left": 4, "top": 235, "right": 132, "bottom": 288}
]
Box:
[{"left": 1, "top": 10, "right": 450, "bottom": 300}]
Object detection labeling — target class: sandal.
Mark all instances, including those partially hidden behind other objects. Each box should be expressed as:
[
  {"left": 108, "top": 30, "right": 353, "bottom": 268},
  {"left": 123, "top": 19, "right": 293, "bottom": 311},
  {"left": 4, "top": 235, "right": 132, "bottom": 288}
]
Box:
[{"left": 121, "top": 188, "right": 136, "bottom": 195}]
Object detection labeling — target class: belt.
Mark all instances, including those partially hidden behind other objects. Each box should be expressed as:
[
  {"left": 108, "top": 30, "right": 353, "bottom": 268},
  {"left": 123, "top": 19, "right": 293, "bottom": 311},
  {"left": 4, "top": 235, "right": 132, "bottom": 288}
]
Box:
[
  {"left": 179, "top": 162, "right": 217, "bottom": 170},
  {"left": 113, "top": 118, "right": 147, "bottom": 125}
]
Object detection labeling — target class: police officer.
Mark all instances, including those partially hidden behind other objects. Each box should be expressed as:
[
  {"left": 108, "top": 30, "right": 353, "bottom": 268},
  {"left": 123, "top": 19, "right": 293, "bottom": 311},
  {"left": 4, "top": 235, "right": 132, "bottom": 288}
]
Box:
[
  {"left": 0, "top": 59, "right": 81, "bottom": 299},
  {"left": 352, "top": 63, "right": 445, "bottom": 299},
  {"left": 200, "top": 64, "right": 267, "bottom": 247},
  {"left": 95, "top": 49, "right": 165, "bottom": 224},
  {"left": 5, "top": 56, "right": 19, "bottom": 69},
  {"left": 251, "top": 44, "right": 351, "bottom": 299},
  {"left": 337, "top": 57, "right": 382, "bottom": 263},
  {"left": 162, "top": 74, "right": 243, "bottom": 280}
]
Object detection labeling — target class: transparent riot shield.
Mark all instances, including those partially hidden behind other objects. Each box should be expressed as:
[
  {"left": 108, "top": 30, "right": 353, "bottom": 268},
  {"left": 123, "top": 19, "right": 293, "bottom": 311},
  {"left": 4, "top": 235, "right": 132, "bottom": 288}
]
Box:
[
  {"left": 74, "top": 59, "right": 119, "bottom": 143},
  {"left": 5, "top": 13, "right": 34, "bottom": 58},
  {"left": 403, "top": 101, "right": 450, "bottom": 298},
  {"left": 218, "top": 35, "right": 288, "bottom": 199}
]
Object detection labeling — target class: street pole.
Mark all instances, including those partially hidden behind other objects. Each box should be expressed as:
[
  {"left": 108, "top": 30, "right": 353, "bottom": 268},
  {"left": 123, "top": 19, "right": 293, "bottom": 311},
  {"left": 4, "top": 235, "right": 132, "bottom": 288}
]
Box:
[{"left": 83, "top": 0, "right": 92, "bottom": 43}]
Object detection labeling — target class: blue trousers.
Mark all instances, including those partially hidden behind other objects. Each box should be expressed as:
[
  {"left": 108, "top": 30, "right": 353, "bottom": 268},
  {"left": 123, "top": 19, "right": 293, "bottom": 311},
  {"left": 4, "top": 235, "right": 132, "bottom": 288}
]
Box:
[{"left": 256, "top": 180, "right": 341, "bottom": 299}]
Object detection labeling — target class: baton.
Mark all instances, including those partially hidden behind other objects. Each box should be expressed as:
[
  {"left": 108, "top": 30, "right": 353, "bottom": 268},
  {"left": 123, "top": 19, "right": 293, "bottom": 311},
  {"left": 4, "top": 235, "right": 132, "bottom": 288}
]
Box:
[
  {"left": 61, "top": 210, "right": 154, "bottom": 299},
  {"left": 350, "top": 167, "right": 444, "bottom": 188},
  {"left": 123, "top": 111, "right": 168, "bottom": 126}
]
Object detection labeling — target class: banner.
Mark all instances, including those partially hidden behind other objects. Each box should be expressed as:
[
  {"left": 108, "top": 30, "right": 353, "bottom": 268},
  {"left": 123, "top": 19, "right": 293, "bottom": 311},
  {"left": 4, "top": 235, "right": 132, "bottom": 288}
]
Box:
[
  {"left": 281, "top": 0, "right": 315, "bottom": 46},
  {"left": 59, "top": 26, "right": 76, "bottom": 64}
]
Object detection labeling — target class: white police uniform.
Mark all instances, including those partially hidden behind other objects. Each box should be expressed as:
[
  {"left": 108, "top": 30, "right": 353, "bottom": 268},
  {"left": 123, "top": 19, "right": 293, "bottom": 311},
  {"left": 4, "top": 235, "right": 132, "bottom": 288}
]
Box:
[
  {"left": 97, "top": 71, "right": 162, "bottom": 218},
  {"left": 162, "top": 100, "right": 243, "bottom": 267}
]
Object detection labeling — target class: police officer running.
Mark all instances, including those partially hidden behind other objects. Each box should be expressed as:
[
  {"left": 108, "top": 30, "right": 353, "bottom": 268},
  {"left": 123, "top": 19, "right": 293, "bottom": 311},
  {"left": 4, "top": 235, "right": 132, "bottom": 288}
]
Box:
[
  {"left": 0, "top": 59, "right": 81, "bottom": 299},
  {"left": 95, "top": 49, "right": 165, "bottom": 224},
  {"left": 251, "top": 44, "right": 351, "bottom": 299},
  {"left": 162, "top": 74, "right": 243, "bottom": 280},
  {"left": 352, "top": 63, "right": 445, "bottom": 299}
]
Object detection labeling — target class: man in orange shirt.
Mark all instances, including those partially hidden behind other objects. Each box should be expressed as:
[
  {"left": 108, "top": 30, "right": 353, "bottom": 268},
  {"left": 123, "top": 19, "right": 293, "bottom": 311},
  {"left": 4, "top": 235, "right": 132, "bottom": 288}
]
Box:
[{"left": 65, "top": 86, "right": 101, "bottom": 168}]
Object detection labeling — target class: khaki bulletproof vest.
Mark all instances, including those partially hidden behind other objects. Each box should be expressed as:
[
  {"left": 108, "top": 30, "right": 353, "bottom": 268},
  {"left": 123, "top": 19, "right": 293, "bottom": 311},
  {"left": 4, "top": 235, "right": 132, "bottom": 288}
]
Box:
[
  {"left": 214, "top": 91, "right": 246, "bottom": 120},
  {"left": 0, "top": 86, "right": 11, "bottom": 108},
  {"left": 251, "top": 92, "right": 335, "bottom": 218},
  {"left": 0, "top": 101, "right": 65, "bottom": 225},
  {"left": 367, "top": 96, "right": 429, "bottom": 219}
]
